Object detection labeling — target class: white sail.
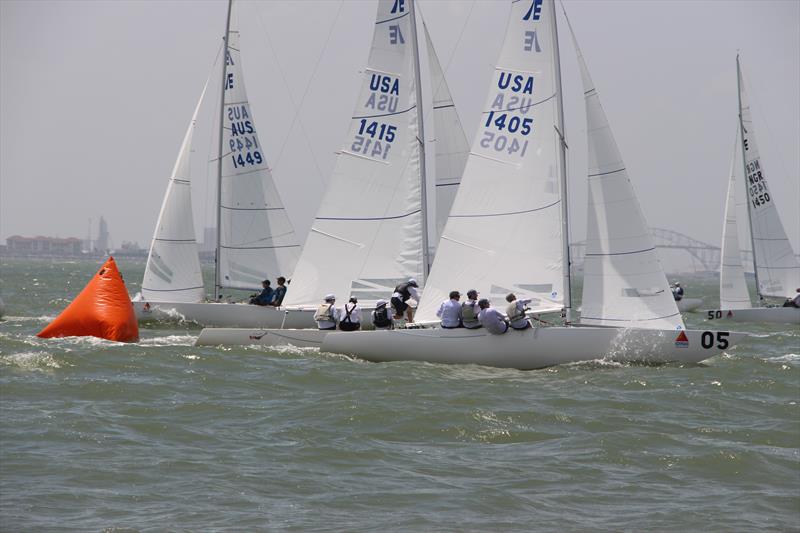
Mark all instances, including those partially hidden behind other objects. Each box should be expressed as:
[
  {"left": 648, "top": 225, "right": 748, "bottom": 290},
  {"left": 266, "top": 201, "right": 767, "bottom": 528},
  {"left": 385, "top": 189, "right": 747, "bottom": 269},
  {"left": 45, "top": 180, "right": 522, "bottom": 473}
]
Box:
[
  {"left": 568, "top": 19, "right": 683, "bottom": 330},
  {"left": 423, "top": 20, "right": 469, "bottom": 245},
  {"left": 141, "top": 82, "right": 208, "bottom": 303},
  {"left": 737, "top": 57, "right": 800, "bottom": 300},
  {"left": 282, "top": 0, "right": 423, "bottom": 309},
  {"left": 720, "top": 128, "right": 752, "bottom": 309},
  {"left": 218, "top": 4, "right": 300, "bottom": 292},
  {"left": 415, "top": 0, "right": 566, "bottom": 323}
]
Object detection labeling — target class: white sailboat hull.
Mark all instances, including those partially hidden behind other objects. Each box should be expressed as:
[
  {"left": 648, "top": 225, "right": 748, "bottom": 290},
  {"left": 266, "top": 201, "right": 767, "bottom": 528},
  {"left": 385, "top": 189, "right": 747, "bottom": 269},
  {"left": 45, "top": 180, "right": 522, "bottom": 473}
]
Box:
[
  {"left": 196, "top": 327, "right": 329, "bottom": 348},
  {"left": 320, "top": 327, "right": 746, "bottom": 370},
  {"left": 704, "top": 306, "right": 800, "bottom": 325},
  {"left": 677, "top": 298, "right": 703, "bottom": 313},
  {"left": 133, "top": 301, "right": 317, "bottom": 329}
]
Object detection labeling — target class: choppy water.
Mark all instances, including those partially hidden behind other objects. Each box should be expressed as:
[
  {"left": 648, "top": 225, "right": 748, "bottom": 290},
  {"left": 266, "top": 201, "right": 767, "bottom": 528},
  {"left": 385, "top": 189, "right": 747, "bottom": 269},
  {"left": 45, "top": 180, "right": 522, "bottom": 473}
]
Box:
[{"left": 1, "top": 258, "right": 798, "bottom": 531}]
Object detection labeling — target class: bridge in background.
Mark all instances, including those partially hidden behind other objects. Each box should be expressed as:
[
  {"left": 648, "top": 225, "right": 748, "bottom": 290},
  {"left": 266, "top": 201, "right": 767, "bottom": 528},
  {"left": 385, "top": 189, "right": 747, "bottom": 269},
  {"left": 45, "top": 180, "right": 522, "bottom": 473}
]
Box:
[{"left": 570, "top": 227, "right": 755, "bottom": 273}]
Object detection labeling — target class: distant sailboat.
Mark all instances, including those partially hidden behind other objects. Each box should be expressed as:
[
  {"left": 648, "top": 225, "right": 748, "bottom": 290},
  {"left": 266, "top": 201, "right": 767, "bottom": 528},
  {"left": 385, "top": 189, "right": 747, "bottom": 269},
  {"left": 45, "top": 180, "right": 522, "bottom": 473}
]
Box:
[
  {"left": 706, "top": 56, "right": 800, "bottom": 325},
  {"left": 134, "top": 0, "right": 308, "bottom": 328},
  {"left": 319, "top": 0, "right": 744, "bottom": 369}
]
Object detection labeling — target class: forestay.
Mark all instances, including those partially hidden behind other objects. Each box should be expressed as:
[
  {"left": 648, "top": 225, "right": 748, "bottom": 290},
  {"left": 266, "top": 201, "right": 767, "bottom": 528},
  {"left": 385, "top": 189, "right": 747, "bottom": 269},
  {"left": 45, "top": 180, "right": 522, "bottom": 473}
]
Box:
[
  {"left": 141, "top": 82, "right": 208, "bottom": 303},
  {"left": 719, "top": 129, "right": 752, "bottom": 309},
  {"left": 737, "top": 58, "right": 800, "bottom": 299},
  {"left": 567, "top": 19, "right": 683, "bottom": 330},
  {"left": 423, "top": 20, "right": 469, "bottom": 246},
  {"left": 218, "top": 3, "right": 300, "bottom": 292},
  {"left": 283, "top": 0, "right": 423, "bottom": 309},
  {"left": 415, "top": 0, "right": 565, "bottom": 323}
]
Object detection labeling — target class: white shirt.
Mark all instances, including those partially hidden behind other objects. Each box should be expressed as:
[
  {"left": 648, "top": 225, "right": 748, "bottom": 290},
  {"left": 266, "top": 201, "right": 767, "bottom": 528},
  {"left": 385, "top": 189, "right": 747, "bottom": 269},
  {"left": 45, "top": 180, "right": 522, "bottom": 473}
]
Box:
[
  {"left": 508, "top": 298, "right": 531, "bottom": 329},
  {"left": 792, "top": 293, "right": 800, "bottom": 307},
  {"left": 436, "top": 298, "right": 462, "bottom": 328},
  {"left": 478, "top": 307, "right": 508, "bottom": 334},
  {"left": 316, "top": 304, "right": 340, "bottom": 330},
  {"left": 341, "top": 303, "right": 361, "bottom": 324}
]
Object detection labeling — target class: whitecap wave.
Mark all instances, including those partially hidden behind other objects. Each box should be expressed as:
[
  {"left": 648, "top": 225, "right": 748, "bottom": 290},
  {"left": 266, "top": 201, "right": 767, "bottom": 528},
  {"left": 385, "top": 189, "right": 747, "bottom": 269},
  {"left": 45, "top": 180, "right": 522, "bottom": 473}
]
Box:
[
  {"left": 1, "top": 351, "right": 63, "bottom": 371},
  {"left": 140, "top": 334, "right": 197, "bottom": 347}
]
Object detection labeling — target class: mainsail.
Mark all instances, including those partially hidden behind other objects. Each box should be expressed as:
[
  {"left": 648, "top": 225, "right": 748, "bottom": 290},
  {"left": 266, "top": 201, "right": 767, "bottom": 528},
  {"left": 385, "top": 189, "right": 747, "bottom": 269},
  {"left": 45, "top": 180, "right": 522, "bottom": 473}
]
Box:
[
  {"left": 567, "top": 16, "right": 683, "bottom": 330},
  {"left": 415, "top": 0, "right": 566, "bottom": 323},
  {"left": 283, "top": 0, "right": 424, "bottom": 309},
  {"left": 141, "top": 82, "right": 208, "bottom": 303},
  {"left": 217, "top": 1, "right": 300, "bottom": 292},
  {"left": 736, "top": 56, "right": 800, "bottom": 300},
  {"left": 423, "top": 20, "right": 470, "bottom": 247},
  {"left": 720, "top": 128, "right": 752, "bottom": 309}
]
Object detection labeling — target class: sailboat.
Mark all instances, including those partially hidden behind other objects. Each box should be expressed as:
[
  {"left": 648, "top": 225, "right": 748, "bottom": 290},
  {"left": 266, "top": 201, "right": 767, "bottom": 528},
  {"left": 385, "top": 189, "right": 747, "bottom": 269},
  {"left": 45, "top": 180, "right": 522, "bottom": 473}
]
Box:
[
  {"left": 705, "top": 56, "right": 800, "bottom": 325},
  {"left": 195, "top": 0, "right": 471, "bottom": 347},
  {"left": 318, "top": 0, "right": 744, "bottom": 369},
  {"left": 134, "top": 0, "right": 308, "bottom": 328}
]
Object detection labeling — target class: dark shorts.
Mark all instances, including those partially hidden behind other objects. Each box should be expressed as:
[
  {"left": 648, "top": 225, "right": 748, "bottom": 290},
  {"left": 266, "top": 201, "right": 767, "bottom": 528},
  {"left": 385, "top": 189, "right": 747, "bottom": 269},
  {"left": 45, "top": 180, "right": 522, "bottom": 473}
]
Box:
[
  {"left": 339, "top": 321, "right": 360, "bottom": 332},
  {"left": 391, "top": 296, "right": 407, "bottom": 314}
]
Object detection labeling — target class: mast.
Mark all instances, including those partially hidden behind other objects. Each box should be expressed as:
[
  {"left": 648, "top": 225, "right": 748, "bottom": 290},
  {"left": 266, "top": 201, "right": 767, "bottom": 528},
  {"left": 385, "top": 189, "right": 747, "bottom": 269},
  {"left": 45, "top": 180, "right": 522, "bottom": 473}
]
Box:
[
  {"left": 408, "top": 0, "right": 431, "bottom": 280},
  {"left": 736, "top": 54, "right": 763, "bottom": 304},
  {"left": 214, "top": 0, "right": 234, "bottom": 301},
  {"left": 551, "top": 1, "right": 573, "bottom": 324}
]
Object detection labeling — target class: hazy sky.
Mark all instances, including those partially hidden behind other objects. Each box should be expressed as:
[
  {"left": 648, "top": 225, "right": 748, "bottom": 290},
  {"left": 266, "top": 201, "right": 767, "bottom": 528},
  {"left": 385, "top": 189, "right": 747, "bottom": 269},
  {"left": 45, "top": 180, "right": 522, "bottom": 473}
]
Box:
[{"left": 2, "top": 0, "right": 798, "bottom": 255}]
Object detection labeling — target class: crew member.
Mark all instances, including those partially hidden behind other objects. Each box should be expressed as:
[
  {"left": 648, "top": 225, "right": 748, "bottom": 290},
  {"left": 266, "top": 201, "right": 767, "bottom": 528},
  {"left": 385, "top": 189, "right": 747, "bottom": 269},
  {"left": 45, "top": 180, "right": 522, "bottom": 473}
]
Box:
[
  {"left": 505, "top": 293, "right": 532, "bottom": 330},
  {"left": 268, "top": 276, "right": 288, "bottom": 307},
  {"left": 391, "top": 278, "right": 420, "bottom": 322},
  {"left": 436, "top": 291, "right": 463, "bottom": 328},
  {"left": 249, "top": 280, "right": 274, "bottom": 306},
  {"left": 339, "top": 297, "right": 362, "bottom": 331},
  {"left": 461, "top": 289, "right": 481, "bottom": 329},
  {"left": 784, "top": 288, "right": 800, "bottom": 308},
  {"left": 372, "top": 299, "right": 394, "bottom": 330},
  {"left": 671, "top": 282, "right": 684, "bottom": 302},
  {"left": 314, "top": 294, "right": 339, "bottom": 330},
  {"left": 477, "top": 298, "right": 509, "bottom": 334}
]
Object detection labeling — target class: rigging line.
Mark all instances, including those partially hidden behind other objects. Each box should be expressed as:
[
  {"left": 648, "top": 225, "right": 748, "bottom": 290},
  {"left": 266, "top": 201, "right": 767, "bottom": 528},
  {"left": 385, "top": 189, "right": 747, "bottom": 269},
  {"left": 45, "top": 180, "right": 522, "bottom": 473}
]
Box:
[{"left": 253, "top": 1, "right": 344, "bottom": 189}]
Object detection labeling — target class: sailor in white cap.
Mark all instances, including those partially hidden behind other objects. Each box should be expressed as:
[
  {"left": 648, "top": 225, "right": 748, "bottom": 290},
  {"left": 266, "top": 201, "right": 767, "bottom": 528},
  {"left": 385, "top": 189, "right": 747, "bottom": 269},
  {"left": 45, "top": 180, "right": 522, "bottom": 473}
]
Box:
[
  {"left": 371, "top": 298, "right": 393, "bottom": 330},
  {"left": 391, "top": 278, "right": 420, "bottom": 322},
  {"left": 314, "top": 294, "right": 340, "bottom": 330}
]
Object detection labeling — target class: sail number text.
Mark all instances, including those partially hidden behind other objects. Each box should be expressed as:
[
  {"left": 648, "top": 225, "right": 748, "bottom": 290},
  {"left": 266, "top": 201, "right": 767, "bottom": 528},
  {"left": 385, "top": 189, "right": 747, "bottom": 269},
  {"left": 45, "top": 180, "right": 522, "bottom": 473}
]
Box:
[
  {"left": 351, "top": 119, "right": 396, "bottom": 160},
  {"left": 746, "top": 159, "right": 771, "bottom": 209}
]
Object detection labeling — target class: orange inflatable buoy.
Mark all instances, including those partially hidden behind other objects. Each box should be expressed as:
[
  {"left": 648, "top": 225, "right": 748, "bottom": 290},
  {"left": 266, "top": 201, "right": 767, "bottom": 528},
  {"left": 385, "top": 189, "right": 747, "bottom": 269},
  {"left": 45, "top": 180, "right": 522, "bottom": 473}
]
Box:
[{"left": 38, "top": 256, "right": 139, "bottom": 342}]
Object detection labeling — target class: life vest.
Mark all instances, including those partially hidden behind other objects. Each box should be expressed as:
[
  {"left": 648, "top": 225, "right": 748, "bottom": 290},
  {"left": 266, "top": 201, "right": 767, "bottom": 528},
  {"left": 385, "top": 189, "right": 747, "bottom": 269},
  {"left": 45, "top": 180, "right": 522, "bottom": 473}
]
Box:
[
  {"left": 394, "top": 282, "right": 413, "bottom": 301},
  {"left": 461, "top": 301, "right": 480, "bottom": 327},
  {"left": 314, "top": 303, "right": 334, "bottom": 322},
  {"left": 506, "top": 301, "right": 526, "bottom": 323},
  {"left": 373, "top": 305, "right": 392, "bottom": 328},
  {"left": 342, "top": 303, "right": 358, "bottom": 323}
]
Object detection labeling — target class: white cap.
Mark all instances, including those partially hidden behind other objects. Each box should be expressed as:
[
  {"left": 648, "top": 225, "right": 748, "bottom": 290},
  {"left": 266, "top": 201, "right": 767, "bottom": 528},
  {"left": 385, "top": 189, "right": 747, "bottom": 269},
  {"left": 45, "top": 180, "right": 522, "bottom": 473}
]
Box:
[
  {"left": 324, "top": 294, "right": 336, "bottom": 301},
  {"left": 375, "top": 299, "right": 387, "bottom": 306},
  {"left": 408, "top": 278, "right": 418, "bottom": 285}
]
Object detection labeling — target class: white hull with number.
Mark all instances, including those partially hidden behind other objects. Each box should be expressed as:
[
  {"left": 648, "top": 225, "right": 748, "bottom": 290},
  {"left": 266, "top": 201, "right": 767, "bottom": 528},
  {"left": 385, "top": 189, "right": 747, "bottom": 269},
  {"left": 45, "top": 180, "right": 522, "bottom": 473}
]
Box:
[
  {"left": 320, "top": 327, "right": 746, "bottom": 370},
  {"left": 677, "top": 298, "right": 703, "bottom": 313},
  {"left": 705, "top": 306, "right": 800, "bottom": 325}
]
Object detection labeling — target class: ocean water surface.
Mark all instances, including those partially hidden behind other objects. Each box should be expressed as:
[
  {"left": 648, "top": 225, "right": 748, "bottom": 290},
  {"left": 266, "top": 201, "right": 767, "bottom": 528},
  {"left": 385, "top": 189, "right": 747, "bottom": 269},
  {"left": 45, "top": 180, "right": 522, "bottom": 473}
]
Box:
[{"left": 1, "top": 258, "right": 798, "bottom": 531}]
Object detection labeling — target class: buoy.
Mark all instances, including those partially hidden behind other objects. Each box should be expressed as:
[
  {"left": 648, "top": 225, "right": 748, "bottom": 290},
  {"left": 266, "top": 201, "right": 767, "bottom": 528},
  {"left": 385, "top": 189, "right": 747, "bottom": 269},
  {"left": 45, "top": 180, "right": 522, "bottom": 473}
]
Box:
[{"left": 37, "top": 256, "right": 139, "bottom": 342}]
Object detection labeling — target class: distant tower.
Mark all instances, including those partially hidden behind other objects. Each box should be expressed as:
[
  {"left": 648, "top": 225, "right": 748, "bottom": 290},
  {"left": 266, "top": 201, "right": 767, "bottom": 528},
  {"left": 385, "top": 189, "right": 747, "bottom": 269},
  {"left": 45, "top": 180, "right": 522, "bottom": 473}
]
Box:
[{"left": 96, "top": 216, "right": 109, "bottom": 252}]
